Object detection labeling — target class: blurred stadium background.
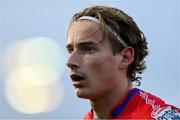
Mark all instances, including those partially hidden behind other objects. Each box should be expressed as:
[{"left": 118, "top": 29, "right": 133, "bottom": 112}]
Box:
[{"left": 0, "top": 0, "right": 179, "bottom": 119}]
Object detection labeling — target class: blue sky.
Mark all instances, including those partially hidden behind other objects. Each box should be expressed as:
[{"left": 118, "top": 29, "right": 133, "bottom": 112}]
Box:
[{"left": 1, "top": 0, "right": 179, "bottom": 119}]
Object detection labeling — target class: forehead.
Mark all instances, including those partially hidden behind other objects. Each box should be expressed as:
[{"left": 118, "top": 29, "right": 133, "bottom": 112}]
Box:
[{"left": 67, "top": 20, "right": 104, "bottom": 45}]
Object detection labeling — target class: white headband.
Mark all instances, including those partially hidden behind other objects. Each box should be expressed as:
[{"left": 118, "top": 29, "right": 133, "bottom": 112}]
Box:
[{"left": 78, "top": 16, "right": 128, "bottom": 47}]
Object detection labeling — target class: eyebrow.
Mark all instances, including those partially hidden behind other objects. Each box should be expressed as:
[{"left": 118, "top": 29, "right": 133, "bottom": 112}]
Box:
[
  {"left": 66, "top": 41, "right": 97, "bottom": 50},
  {"left": 78, "top": 41, "right": 97, "bottom": 47}
]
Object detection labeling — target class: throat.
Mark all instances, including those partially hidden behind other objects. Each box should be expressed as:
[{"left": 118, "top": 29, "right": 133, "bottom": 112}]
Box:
[
  {"left": 91, "top": 101, "right": 110, "bottom": 119},
  {"left": 90, "top": 82, "right": 133, "bottom": 119},
  {"left": 90, "top": 93, "right": 118, "bottom": 119}
]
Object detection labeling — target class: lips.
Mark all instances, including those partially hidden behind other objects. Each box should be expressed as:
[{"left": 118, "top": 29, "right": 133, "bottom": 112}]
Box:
[
  {"left": 70, "top": 73, "right": 86, "bottom": 88},
  {"left": 70, "top": 74, "right": 85, "bottom": 81}
]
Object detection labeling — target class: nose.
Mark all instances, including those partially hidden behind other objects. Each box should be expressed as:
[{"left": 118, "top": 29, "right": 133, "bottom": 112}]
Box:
[{"left": 66, "top": 51, "right": 80, "bottom": 70}]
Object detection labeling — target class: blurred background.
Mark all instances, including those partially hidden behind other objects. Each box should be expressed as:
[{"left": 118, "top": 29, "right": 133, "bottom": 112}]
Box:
[{"left": 0, "top": 0, "right": 179, "bottom": 119}]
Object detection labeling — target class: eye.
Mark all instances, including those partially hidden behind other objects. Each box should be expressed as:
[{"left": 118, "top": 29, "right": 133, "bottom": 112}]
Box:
[
  {"left": 67, "top": 48, "right": 74, "bottom": 54},
  {"left": 81, "top": 46, "right": 96, "bottom": 54}
]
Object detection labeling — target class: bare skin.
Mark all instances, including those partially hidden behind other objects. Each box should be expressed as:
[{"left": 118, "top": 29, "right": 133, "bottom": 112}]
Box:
[{"left": 66, "top": 20, "right": 134, "bottom": 119}]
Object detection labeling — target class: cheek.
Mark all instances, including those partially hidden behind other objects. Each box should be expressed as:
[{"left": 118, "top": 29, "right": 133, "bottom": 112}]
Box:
[{"left": 84, "top": 54, "right": 117, "bottom": 79}]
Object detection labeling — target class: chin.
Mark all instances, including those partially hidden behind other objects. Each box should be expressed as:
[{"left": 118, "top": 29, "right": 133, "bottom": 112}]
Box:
[
  {"left": 75, "top": 88, "right": 91, "bottom": 99},
  {"left": 77, "top": 95, "right": 90, "bottom": 99}
]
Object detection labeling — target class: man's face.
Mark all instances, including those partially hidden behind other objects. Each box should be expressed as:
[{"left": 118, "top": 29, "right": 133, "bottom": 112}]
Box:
[{"left": 66, "top": 20, "right": 121, "bottom": 100}]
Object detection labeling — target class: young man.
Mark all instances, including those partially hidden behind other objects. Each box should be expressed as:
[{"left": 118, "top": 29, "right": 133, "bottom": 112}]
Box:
[{"left": 66, "top": 5, "right": 180, "bottom": 119}]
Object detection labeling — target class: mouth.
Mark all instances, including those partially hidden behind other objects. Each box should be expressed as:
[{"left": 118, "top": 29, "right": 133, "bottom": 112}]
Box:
[
  {"left": 70, "top": 74, "right": 85, "bottom": 81},
  {"left": 70, "top": 73, "right": 86, "bottom": 87}
]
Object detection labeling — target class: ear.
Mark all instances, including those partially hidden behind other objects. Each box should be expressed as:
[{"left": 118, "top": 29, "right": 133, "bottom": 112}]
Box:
[{"left": 118, "top": 47, "right": 134, "bottom": 69}]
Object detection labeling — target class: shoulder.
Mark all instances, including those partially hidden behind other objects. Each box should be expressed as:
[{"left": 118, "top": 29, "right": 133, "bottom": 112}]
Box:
[
  {"left": 138, "top": 90, "right": 166, "bottom": 107},
  {"left": 137, "top": 89, "right": 180, "bottom": 119}
]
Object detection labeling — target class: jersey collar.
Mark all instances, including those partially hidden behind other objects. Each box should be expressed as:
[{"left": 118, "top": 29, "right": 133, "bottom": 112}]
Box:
[
  {"left": 110, "top": 88, "right": 141, "bottom": 118},
  {"left": 88, "top": 88, "right": 141, "bottom": 119}
]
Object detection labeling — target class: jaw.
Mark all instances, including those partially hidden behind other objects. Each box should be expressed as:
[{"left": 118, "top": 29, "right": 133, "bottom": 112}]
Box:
[{"left": 75, "top": 87, "right": 90, "bottom": 99}]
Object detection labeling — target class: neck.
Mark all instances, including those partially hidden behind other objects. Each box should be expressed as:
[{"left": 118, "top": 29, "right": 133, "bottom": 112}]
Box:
[{"left": 90, "top": 81, "right": 133, "bottom": 119}]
